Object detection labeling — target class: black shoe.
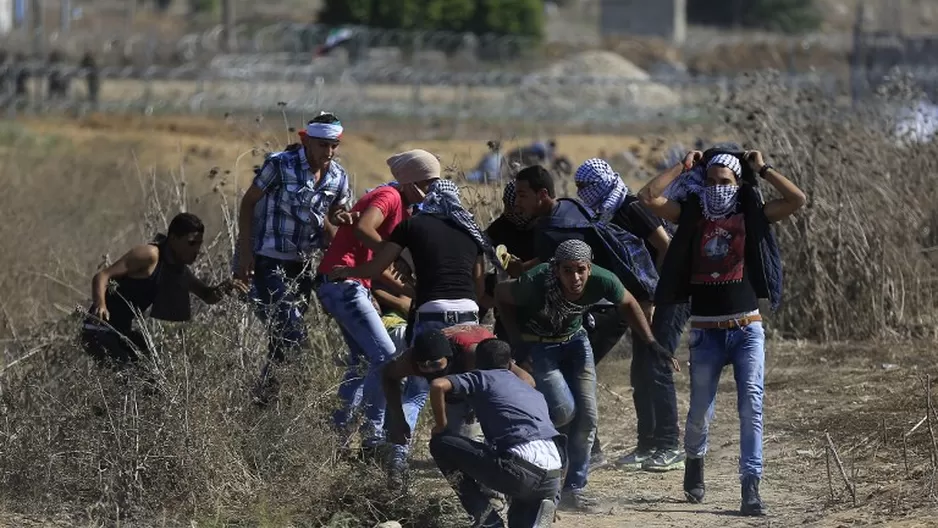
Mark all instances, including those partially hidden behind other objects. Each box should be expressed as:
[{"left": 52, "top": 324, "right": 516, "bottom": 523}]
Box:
[
  {"left": 740, "top": 475, "right": 767, "bottom": 516},
  {"left": 683, "top": 456, "right": 705, "bottom": 503}
]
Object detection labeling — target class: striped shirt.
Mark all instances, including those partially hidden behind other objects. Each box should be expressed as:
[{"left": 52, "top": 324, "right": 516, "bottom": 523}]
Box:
[{"left": 251, "top": 146, "right": 352, "bottom": 261}]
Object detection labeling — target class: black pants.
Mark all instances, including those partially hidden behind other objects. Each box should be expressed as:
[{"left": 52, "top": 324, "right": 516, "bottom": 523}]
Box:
[
  {"left": 586, "top": 303, "right": 691, "bottom": 451},
  {"left": 430, "top": 433, "right": 564, "bottom": 528},
  {"left": 80, "top": 327, "right": 151, "bottom": 368}
]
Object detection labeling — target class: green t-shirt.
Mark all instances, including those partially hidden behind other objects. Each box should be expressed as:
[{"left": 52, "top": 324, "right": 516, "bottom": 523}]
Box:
[{"left": 510, "top": 263, "right": 626, "bottom": 339}]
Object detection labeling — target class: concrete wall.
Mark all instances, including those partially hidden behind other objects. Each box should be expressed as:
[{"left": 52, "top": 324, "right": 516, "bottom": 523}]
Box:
[{"left": 599, "top": 0, "right": 687, "bottom": 44}]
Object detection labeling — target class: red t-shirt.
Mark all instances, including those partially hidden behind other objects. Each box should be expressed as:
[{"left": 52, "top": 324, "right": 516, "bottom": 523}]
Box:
[{"left": 318, "top": 186, "right": 407, "bottom": 288}]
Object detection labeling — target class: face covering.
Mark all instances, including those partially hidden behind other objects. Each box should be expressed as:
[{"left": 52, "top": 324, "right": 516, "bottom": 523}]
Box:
[{"left": 702, "top": 184, "right": 739, "bottom": 220}]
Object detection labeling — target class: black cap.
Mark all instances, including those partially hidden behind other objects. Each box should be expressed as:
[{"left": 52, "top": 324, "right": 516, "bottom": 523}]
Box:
[{"left": 413, "top": 330, "right": 454, "bottom": 362}]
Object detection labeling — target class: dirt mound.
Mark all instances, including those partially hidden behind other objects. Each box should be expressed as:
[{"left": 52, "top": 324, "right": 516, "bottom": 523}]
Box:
[{"left": 516, "top": 51, "right": 681, "bottom": 113}]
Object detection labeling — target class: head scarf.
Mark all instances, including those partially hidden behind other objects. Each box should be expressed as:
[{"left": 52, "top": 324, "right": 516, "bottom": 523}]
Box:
[
  {"left": 574, "top": 158, "right": 629, "bottom": 218},
  {"left": 501, "top": 180, "right": 530, "bottom": 227},
  {"left": 300, "top": 113, "right": 344, "bottom": 141},
  {"left": 386, "top": 149, "right": 442, "bottom": 184},
  {"left": 420, "top": 179, "right": 505, "bottom": 273},
  {"left": 663, "top": 153, "right": 743, "bottom": 221},
  {"left": 529, "top": 239, "right": 594, "bottom": 336}
]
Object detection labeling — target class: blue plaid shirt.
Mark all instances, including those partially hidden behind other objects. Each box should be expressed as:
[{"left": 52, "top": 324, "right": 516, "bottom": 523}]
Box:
[{"left": 252, "top": 147, "right": 351, "bottom": 260}]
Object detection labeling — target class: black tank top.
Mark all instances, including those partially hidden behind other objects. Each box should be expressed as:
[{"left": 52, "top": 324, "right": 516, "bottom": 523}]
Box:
[{"left": 87, "top": 243, "right": 164, "bottom": 334}]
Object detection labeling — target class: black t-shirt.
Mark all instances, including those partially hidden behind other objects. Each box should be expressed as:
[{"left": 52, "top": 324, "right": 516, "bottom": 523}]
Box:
[
  {"left": 389, "top": 214, "right": 482, "bottom": 308},
  {"left": 687, "top": 212, "right": 760, "bottom": 316},
  {"left": 609, "top": 195, "right": 665, "bottom": 263},
  {"left": 485, "top": 216, "right": 537, "bottom": 263}
]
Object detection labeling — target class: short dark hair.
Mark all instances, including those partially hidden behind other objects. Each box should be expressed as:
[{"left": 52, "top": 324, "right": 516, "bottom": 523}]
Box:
[
  {"left": 309, "top": 111, "right": 340, "bottom": 125},
  {"left": 515, "top": 165, "right": 555, "bottom": 198},
  {"left": 413, "top": 330, "right": 455, "bottom": 362},
  {"left": 167, "top": 213, "right": 205, "bottom": 238},
  {"left": 475, "top": 339, "right": 512, "bottom": 370}
]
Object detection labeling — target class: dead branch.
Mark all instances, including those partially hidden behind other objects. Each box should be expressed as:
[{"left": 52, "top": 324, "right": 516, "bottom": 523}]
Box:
[{"left": 826, "top": 432, "right": 858, "bottom": 506}]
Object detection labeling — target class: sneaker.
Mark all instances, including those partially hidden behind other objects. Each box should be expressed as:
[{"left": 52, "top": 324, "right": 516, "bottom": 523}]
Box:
[
  {"left": 558, "top": 488, "right": 603, "bottom": 514},
  {"left": 641, "top": 448, "right": 686, "bottom": 472},
  {"left": 683, "top": 457, "right": 706, "bottom": 503},
  {"left": 615, "top": 447, "right": 656, "bottom": 470},
  {"left": 740, "top": 475, "right": 767, "bottom": 516},
  {"left": 533, "top": 498, "right": 557, "bottom": 527}
]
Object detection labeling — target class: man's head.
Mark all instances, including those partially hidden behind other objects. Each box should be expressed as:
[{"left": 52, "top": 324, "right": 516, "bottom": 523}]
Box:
[
  {"left": 386, "top": 149, "right": 441, "bottom": 205},
  {"left": 705, "top": 153, "right": 742, "bottom": 188},
  {"left": 165, "top": 213, "right": 205, "bottom": 265},
  {"left": 474, "top": 339, "right": 513, "bottom": 371},
  {"left": 513, "top": 165, "right": 556, "bottom": 220},
  {"left": 412, "top": 329, "right": 454, "bottom": 378},
  {"left": 299, "top": 112, "right": 343, "bottom": 173},
  {"left": 551, "top": 239, "right": 593, "bottom": 298}
]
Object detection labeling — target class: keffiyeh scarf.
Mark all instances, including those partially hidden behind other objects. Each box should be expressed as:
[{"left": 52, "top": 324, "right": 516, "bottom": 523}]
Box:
[
  {"left": 574, "top": 158, "right": 628, "bottom": 218},
  {"left": 420, "top": 179, "right": 505, "bottom": 273},
  {"left": 530, "top": 240, "right": 593, "bottom": 336},
  {"left": 501, "top": 180, "right": 530, "bottom": 227},
  {"left": 663, "top": 153, "right": 743, "bottom": 221}
]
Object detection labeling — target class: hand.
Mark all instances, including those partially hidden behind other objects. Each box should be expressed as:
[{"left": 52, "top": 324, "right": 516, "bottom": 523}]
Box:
[
  {"left": 235, "top": 251, "right": 254, "bottom": 282},
  {"left": 431, "top": 424, "right": 447, "bottom": 436},
  {"left": 92, "top": 304, "right": 109, "bottom": 322},
  {"left": 744, "top": 150, "right": 766, "bottom": 173},
  {"left": 328, "top": 266, "right": 352, "bottom": 282},
  {"left": 332, "top": 210, "right": 360, "bottom": 226},
  {"left": 683, "top": 150, "right": 703, "bottom": 170},
  {"left": 649, "top": 341, "right": 681, "bottom": 372},
  {"left": 219, "top": 278, "right": 250, "bottom": 296},
  {"left": 506, "top": 257, "right": 525, "bottom": 278}
]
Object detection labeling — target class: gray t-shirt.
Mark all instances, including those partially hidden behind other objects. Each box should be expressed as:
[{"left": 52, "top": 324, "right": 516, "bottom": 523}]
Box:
[{"left": 446, "top": 369, "right": 559, "bottom": 453}]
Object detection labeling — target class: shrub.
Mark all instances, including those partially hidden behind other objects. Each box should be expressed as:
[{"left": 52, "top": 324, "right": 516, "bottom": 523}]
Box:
[{"left": 687, "top": 0, "right": 822, "bottom": 34}]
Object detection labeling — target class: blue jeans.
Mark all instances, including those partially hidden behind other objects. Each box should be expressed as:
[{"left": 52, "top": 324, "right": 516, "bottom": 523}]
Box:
[
  {"left": 317, "top": 280, "right": 398, "bottom": 448},
  {"left": 527, "top": 329, "right": 597, "bottom": 491},
  {"left": 683, "top": 321, "right": 766, "bottom": 479},
  {"left": 631, "top": 302, "right": 691, "bottom": 450},
  {"left": 252, "top": 256, "right": 315, "bottom": 363}
]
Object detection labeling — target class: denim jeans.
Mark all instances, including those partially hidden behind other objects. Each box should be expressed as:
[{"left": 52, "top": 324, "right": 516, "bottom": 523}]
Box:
[
  {"left": 430, "top": 433, "right": 563, "bottom": 528},
  {"left": 317, "top": 280, "right": 398, "bottom": 448},
  {"left": 684, "top": 321, "right": 766, "bottom": 479},
  {"left": 252, "top": 255, "right": 315, "bottom": 363},
  {"left": 630, "top": 302, "right": 691, "bottom": 450},
  {"left": 526, "top": 329, "right": 597, "bottom": 491}
]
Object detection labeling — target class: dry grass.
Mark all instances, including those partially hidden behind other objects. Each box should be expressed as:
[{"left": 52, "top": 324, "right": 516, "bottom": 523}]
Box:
[{"left": 2, "top": 73, "right": 938, "bottom": 524}]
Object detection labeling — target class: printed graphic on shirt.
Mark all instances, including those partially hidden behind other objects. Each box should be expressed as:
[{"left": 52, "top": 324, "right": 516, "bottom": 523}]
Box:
[{"left": 692, "top": 214, "right": 746, "bottom": 285}]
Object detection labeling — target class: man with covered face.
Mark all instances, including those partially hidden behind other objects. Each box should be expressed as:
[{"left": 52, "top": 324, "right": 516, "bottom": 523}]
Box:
[
  {"left": 638, "top": 149, "right": 806, "bottom": 516},
  {"left": 494, "top": 239, "right": 674, "bottom": 513}
]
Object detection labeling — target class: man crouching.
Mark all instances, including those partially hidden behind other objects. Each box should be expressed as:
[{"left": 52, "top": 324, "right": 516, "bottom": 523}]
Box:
[{"left": 429, "top": 339, "right": 563, "bottom": 528}]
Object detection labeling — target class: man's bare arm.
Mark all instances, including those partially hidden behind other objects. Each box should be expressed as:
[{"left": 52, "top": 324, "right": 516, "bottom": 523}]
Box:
[
  {"left": 474, "top": 255, "right": 494, "bottom": 309},
  {"left": 91, "top": 245, "right": 158, "bottom": 318},
  {"left": 236, "top": 185, "right": 266, "bottom": 280},
  {"left": 383, "top": 353, "right": 417, "bottom": 444},
  {"left": 372, "top": 288, "right": 412, "bottom": 316},
  {"left": 429, "top": 378, "right": 454, "bottom": 432},
  {"left": 616, "top": 289, "right": 656, "bottom": 345},
  {"left": 647, "top": 226, "right": 671, "bottom": 271},
  {"left": 509, "top": 361, "right": 536, "bottom": 387},
  {"left": 331, "top": 242, "right": 404, "bottom": 281},
  {"left": 760, "top": 167, "right": 807, "bottom": 223}
]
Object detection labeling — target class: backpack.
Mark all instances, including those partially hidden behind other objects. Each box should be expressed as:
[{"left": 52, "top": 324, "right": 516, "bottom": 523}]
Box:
[{"left": 543, "top": 198, "right": 659, "bottom": 301}]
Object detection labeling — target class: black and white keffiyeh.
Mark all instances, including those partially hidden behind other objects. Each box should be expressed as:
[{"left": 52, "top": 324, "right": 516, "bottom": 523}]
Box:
[
  {"left": 420, "top": 179, "right": 505, "bottom": 273},
  {"left": 574, "top": 158, "right": 628, "bottom": 218},
  {"left": 530, "top": 239, "right": 594, "bottom": 336}
]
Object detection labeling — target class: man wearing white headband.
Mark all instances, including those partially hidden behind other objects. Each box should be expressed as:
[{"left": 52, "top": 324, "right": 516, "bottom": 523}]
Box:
[
  {"left": 235, "top": 111, "right": 355, "bottom": 403},
  {"left": 638, "top": 147, "right": 807, "bottom": 516}
]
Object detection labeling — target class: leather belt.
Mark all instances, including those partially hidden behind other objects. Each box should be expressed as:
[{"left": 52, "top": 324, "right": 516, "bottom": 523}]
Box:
[
  {"left": 691, "top": 314, "right": 762, "bottom": 330},
  {"left": 415, "top": 310, "right": 479, "bottom": 325}
]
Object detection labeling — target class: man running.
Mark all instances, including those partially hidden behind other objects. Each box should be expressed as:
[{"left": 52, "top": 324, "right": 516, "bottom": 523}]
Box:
[
  {"left": 494, "top": 239, "right": 675, "bottom": 512},
  {"left": 429, "top": 338, "right": 562, "bottom": 528},
  {"left": 575, "top": 158, "right": 690, "bottom": 472},
  {"left": 234, "top": 112, "right": 355, "bottom": 401},
  {"left": 83, "top": 213, "right": 247, "bottom": 368},
  {"left": 638, "top": 149, "right": 806, "bottom": 516},
  {"left": 328, "top": 178, "right": 502, "bottom": 340},
  {"left": 315, "top": 148, "right": 439, "bottom": 451}
]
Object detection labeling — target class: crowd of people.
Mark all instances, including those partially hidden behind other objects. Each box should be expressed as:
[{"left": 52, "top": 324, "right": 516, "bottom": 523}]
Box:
[{"left": 80, "top": 111, "right": 807, "bottom": 528}]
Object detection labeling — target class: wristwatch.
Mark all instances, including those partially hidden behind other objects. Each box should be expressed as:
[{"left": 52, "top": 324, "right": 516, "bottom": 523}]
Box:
[{"left": 758, "top": 164, "right": 773, "bottom": 178}]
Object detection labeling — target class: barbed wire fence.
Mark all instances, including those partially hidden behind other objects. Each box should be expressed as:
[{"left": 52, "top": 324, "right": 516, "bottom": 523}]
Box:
[{"left": 0, "top": 20, "right": 931, "bottom": 125}]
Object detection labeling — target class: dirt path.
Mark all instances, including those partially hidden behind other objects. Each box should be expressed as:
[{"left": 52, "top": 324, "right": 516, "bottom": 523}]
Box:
[{"left": 519, "top": 339, "right": 938, "bottom": 528}]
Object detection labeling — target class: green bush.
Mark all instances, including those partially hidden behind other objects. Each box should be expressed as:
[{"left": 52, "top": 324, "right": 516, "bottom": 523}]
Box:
[
  {"left": 687, "top": 0, "right": 822, "bottom": 34},
  {"left": 319, "top": 0, "right": 543, "bottom": 38}
]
